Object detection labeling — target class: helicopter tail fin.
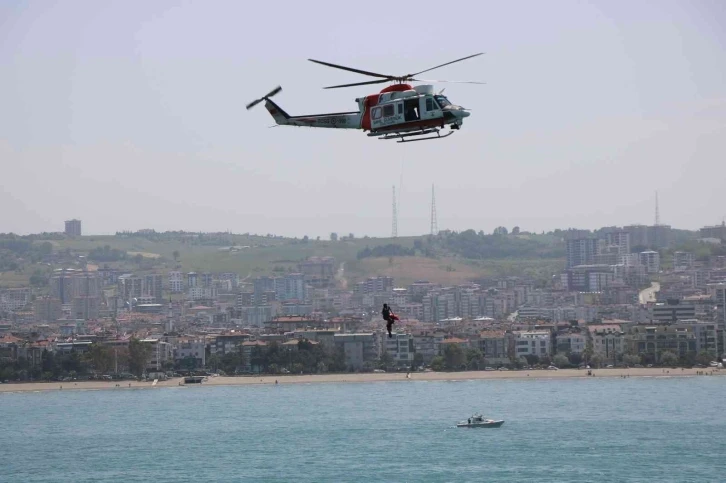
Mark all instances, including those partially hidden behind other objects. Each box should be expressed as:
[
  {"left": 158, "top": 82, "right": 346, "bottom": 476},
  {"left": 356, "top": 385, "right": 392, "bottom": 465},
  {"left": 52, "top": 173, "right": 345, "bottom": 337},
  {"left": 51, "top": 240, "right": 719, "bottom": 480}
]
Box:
[
  {"left": 246, "top": 86, "right": 289, "bottom": 125},
  {"left": 264, "top": 98, "right": 291, "bottom": 125}
]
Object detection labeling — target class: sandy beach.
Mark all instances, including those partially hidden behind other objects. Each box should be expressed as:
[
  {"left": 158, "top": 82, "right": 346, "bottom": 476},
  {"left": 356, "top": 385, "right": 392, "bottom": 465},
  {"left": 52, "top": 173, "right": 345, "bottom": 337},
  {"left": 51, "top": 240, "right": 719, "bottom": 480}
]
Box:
[{"left": 0, "top": 367, "right": 721, "bottom": 393}]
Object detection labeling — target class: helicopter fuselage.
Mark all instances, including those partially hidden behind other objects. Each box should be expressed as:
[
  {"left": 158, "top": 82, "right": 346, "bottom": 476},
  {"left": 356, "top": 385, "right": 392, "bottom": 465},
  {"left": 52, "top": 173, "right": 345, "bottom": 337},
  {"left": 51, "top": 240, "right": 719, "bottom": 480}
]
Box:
[
  {"left": 263, "top": 84, "right": 469, "bottom": 139},
  {"left": 359, "top": 84, "right": 469, "bottom": 134}
]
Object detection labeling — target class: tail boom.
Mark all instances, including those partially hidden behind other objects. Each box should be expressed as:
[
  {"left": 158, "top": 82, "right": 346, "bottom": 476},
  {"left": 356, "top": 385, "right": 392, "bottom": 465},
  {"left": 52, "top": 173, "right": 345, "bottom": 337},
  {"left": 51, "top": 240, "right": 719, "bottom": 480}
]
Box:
[{"left": 265, "top": 99, "right": 360, "bottom": 129}]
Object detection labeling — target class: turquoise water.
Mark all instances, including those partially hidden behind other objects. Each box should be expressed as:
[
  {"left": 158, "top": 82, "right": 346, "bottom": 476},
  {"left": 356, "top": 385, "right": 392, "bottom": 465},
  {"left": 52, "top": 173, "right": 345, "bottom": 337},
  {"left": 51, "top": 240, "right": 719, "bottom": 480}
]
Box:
[{"left": 1, "top": 376, "right": 724, "bottom": 482}]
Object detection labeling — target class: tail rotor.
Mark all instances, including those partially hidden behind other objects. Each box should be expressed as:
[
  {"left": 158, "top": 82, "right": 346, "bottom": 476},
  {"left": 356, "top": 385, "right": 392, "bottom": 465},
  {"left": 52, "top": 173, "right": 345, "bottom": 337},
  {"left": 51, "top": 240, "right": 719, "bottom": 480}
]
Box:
[{"left": 246, "top": 86, "right": 282, "bottom": 110}]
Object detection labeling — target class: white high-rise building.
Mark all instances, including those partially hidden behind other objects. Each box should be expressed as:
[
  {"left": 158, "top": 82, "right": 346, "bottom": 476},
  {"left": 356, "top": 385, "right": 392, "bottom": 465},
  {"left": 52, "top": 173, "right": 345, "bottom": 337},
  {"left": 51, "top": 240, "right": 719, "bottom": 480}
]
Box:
[
  {"left": 285, "top": 273, "right": 306, "bottom": 301},
  {"left": 514, "top": 331, "right": 551, "bottom": 358},
  {"left": 707, "top": 283, "right": 726, "bottom": 326},
  {"left": 639, "top": 250, "right": 660, "bottom": 274},
  {"left": 619, "top": 253, "right": 640, "bottom": 266},
  {"left": 606, "top": 231, "right": 630, "bottom": 255},
  {"left": 565, "top": 238, "right": 601, "bottom": 268},
  {"left": 673, "top": 251, "right": 695, "bottom": 271},
  {"left": 385, "top": 333, "right": 414, "bottom": 366},
  {"left": 168, "top": 271, "right": 184, "bottom": 293}
]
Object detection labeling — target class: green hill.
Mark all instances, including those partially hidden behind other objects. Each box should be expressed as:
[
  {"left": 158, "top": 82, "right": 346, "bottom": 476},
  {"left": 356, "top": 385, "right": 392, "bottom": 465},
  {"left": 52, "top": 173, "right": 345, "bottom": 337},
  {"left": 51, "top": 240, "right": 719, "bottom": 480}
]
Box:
[{"left": 0, "top": 231, "right": 566, "bottom": 288}]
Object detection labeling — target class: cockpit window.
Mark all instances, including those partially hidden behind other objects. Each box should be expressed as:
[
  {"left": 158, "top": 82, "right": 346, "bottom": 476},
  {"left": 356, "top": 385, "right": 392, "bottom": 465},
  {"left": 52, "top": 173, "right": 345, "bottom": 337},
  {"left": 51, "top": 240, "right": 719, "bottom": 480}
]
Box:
[{"left": 434, "top": 95, "right": 451, "bottom": 108}]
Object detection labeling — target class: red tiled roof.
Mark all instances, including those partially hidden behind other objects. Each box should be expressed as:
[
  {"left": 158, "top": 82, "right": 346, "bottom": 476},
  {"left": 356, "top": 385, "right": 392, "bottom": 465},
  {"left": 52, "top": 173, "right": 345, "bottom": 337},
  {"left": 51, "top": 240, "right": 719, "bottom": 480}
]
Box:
[
  {"left": 271, "top": 316, "right": 317, "bottom": 323},
  {"left": 242, "top": 340, "right": 267, "bottom": 346},
  {"left": 441, "top": 337, "right": 468, "bottom": 344},
  {"left": 0, "top": 335, "right": 22, "bottom": 344},
  {"left": 479, "top": 331, "right": 506, "bottom": 339}
]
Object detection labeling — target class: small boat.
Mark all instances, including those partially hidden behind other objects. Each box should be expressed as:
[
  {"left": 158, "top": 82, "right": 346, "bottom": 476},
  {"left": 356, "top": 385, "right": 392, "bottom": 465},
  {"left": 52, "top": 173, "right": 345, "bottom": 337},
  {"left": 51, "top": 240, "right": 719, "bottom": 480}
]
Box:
[{"left": 456, "top": 414, "right": 504, "bottom": 428}]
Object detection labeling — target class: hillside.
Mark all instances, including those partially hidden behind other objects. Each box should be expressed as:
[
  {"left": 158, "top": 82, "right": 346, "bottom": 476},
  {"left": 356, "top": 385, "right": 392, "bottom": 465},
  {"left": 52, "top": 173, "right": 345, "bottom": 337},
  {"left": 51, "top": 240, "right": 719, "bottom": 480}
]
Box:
[
  {"left": 0, "top": 230, "right": 569, "bottom": 288},
  {"left": 345, "top": 257, "right": 563, "bottom": 287}
]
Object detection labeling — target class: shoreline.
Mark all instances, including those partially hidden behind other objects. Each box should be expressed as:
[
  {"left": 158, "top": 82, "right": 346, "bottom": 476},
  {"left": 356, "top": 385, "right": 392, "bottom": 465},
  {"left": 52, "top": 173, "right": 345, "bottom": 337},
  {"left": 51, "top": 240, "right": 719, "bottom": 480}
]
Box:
[{"left": 0, "top": 367, "right": 721, "bottom": 394}]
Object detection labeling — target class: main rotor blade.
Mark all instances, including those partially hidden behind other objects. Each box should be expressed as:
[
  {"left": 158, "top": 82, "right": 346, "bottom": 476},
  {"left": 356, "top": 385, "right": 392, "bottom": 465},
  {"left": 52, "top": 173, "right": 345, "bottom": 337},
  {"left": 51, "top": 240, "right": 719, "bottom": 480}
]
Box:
[
  {"left": 412, "top": 79, "right": 486, "bottom": 84},
  {"left": 308, "top": 59, "right": 392, "bottom": 79},
  {"left": 323, "top": 79, "right": 391, "bottom": 89},
  {"left": 411, "top": 53, "right": 485, "bottom": 77}
]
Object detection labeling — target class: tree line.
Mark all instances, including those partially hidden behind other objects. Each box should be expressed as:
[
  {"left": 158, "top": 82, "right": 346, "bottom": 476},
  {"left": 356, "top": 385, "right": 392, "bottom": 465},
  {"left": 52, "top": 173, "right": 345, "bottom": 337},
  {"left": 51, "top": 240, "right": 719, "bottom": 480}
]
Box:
[
  {"left": 0, "top": 238, "right": 53, "bottom": 272},
  {"left": 424, "top": 344, "right": 718, "bottom": 372},
  {"left": 2, "top": 340, "right": 716, "bottom": 383},
  {"left": 0, "top": 338, "right": 152, "bottom": 382},
  {"left": 88, "top": 245, "right": 128, "bottom": 262},
  {"left": 357, "top": 244, "right": 416, "bottom": 260},
  {"left": 207, "top": 339, "right": 348, "bottom": 375},
  {"left": 427, "top": 229, "right": 565, "bottom": 260}
]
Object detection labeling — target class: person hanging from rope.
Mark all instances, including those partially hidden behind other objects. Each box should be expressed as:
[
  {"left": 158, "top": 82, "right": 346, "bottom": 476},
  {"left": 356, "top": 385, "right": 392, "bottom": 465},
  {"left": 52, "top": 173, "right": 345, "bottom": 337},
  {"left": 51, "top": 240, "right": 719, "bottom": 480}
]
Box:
[{"left": 382, "top": 303, "right": 399, "bottom": 338}]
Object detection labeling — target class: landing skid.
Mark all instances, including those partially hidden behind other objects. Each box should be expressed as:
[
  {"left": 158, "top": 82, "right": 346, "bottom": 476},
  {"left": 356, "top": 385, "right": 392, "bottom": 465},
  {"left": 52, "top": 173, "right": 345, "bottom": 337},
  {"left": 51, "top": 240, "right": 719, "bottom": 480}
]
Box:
[
  {"left": 377, "top": 128, "right": 455, "bottom": 143},
  {"left": 396, "top": 131, "right": 454, "bottom": 143}
]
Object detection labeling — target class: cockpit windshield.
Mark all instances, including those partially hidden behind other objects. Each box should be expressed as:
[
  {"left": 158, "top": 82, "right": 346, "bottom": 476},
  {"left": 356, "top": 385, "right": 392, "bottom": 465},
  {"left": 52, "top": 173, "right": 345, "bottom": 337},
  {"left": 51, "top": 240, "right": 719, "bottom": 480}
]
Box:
[{"left": 434, "top": 95, "right": 451, "bottom": 108}]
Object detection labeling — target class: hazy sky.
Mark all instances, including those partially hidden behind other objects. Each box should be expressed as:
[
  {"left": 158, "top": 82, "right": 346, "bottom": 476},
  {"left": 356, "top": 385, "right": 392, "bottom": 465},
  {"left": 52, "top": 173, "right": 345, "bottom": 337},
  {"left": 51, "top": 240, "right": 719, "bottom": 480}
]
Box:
[{"left": 1, "top": 0, "right": 725, "bottom": 238}]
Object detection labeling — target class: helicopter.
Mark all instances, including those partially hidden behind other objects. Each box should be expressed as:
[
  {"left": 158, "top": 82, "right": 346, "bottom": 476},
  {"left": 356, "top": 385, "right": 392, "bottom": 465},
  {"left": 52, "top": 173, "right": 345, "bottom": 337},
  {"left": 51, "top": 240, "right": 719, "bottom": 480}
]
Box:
[{"left": 246, "top": 53, "right": 485, "bottom": 143}]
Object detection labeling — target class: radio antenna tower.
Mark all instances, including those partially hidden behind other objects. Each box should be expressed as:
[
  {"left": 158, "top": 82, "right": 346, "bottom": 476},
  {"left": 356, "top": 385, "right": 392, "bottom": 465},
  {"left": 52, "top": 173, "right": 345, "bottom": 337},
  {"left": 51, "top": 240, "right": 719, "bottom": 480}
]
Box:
[
  {"left": 392, "top": 186, "right": 398, "bottom": 238},
  {"left": 430, "top": 184, "right": 438, "bottom": 235}
]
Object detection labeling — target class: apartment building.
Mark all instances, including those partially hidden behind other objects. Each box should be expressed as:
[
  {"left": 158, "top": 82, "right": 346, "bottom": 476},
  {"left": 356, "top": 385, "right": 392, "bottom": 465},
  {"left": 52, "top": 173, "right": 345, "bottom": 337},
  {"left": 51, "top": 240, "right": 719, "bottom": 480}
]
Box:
[
  {"left": 514, "top": 331, "right": 551, "bottom": 358},
  {"left": 386, "top": 333, "right": 414, "bottom": 366},
  {"left": 334, "top": 333, "right": 380, "bottom": 369},
  {"left": 168, "top": 271, "right": 184, "bottom": 293}
]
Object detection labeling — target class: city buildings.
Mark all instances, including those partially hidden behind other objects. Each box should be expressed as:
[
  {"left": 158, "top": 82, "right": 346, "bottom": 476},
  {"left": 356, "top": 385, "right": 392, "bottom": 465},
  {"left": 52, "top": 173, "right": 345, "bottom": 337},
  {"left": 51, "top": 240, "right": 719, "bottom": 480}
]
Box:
[
  {"left": 168, "top": 271, "right": 184, "bottom": 293},
  {"left": 173, "top": 337, "right": 207, "bottom": 368},
  {"left": 650, "top": 299, "right": 696, "bottom": 323},
  {"left": 555, "top": 332, "right": 586, "bottom": 355},
  {"left": 334, "top": 333, "right": 379, "bottom": 369},
  {"left": 639, "top": 250, "right": 660, "bottom": 274},
  {"left": 588, "top": 324, "right": 624, "bottom": 362},
  {"left": 140, "top": 338, "right": 173, "bottom": 371},
  {"left": 298, "top": 256, "right": 335, "bottom": 288},
  {"left": 707, "top": 283, "right": 726, "bottom": 326},
  {"left": 673, "top": 252, "right": 695, "bottom": 271},
  {"left": 475, "top": 330, "right": 510, "bottom": 362},
  {"left": 33, "top": 296, "right": 62, "bottom": 323},
  {"left": 622, "top": 324, "right": 696, "bottom": 362},
  {"left": 624, "top": 224, "right": 672, "bottom": 249},
  {"left": 0, "top": 288, "right": 31, "bottom": 312},
  {"left": 514, "top": 331, "right": 551, "bottom": 358},
  {"left": 5, "top": 220, "right": 726, "bottom": 383},
  {"left": 64, "top": 219, "right": 82, "bottom": 237},
  {"left": 605, "top": 231, "right": 631, "bottom": 255},
  {"left": 386, "top": 333, "right": 414, "bottom": 366},
  {"left": 699, "top": 222, "right": 726, "bottom": 241},
  {"left": 565, "top": 238, "right": 601, "bottom": 268}
]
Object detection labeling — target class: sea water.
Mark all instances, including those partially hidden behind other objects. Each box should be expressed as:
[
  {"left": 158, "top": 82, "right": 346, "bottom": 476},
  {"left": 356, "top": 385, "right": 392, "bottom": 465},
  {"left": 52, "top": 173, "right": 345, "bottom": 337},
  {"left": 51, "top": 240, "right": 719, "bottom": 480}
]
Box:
[{"left": 1, "top": 376, "right": 724, "bottom": 482}]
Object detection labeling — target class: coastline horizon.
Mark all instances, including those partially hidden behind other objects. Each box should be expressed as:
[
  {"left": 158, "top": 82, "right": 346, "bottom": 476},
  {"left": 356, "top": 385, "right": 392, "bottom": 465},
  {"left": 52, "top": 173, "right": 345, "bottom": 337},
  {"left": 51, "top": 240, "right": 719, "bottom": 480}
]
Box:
[{"left": 1, "top": 367, "right": 721, "bottom": 394}]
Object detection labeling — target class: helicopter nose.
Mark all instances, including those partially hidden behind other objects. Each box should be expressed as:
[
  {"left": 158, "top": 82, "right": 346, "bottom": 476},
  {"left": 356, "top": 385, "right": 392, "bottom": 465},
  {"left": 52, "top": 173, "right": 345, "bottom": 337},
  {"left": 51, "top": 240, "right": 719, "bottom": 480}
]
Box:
[{"left": 452, "top": 106, "right": 470, "bottom": 118}]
